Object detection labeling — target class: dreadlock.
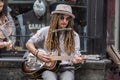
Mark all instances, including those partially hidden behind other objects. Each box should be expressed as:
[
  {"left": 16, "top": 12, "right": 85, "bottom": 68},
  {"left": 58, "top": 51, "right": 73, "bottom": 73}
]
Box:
[
  {"left": 64, "top": 18, "right": 75, "bottom": 55},
  {"left": 45, "top": 14, "right": 75, "bottom": 55}
]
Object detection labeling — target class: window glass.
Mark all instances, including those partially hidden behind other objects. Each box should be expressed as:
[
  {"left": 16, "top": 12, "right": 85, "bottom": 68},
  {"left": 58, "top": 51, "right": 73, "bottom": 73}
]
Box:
[{"left": 7, "top": 0, "right": 88, "bottom": 53}]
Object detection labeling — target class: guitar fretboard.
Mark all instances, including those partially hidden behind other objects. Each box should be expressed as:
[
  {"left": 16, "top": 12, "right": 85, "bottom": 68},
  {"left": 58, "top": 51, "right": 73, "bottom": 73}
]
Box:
[
  {"left": 50, "top": 56, "right": 72, "bottom": 61},
  {"left": 49, "top": 55, "right": 100, "bottom": 61}
]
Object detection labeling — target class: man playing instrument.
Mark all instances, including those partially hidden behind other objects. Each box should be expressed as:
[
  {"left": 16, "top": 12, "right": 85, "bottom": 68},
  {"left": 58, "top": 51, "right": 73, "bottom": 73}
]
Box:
[
  {"left": 26, "top": 3, "right": 84, "bottom": 80},
  {"left": 0, "top": 0, "right": 13, "bottom": 50}
]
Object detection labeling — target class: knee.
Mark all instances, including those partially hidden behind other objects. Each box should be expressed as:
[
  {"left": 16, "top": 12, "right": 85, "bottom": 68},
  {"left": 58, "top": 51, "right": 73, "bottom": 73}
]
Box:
[
  {"left": 42, "top": 70, "right": 57, "bottom": 80},
  {"left": 60, "top": 71, "right": 74, "bottom": 80}
]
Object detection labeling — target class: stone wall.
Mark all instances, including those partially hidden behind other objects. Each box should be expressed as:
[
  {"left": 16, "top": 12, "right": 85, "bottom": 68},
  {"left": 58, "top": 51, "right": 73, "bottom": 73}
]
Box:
[
  {"left": 0, "top": 57, "right": 112, "bottom": 80},
  {"left": 75, "top": 59, "right": 111, "bottom": 80}
]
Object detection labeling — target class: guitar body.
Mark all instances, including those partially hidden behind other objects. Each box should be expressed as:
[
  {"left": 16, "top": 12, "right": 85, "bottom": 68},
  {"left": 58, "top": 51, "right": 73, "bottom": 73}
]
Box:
[
  {"left": 22, "top": 61, "right": 60, "bottom": 79},
  {"left": 22, "top": 51, "right": 60, "bottom": 79}
]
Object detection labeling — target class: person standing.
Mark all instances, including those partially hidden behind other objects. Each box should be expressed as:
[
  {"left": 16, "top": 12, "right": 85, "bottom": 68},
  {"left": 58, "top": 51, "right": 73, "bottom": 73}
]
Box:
[
  {"left": 17, "top": 0, "right": 46, "bottom": 48},
  {"left": 26, "top": 4, "right": 84, "bottom": 80}
]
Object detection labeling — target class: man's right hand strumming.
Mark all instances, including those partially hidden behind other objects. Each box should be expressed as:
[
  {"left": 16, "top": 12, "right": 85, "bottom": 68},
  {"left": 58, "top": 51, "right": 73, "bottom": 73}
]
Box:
[{"left": 36, "top": 50, "right": 51, "bottom": 62}]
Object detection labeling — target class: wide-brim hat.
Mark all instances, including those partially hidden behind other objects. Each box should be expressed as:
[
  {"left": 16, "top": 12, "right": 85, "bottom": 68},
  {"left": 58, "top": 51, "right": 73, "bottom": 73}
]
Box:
[{"left": 51, "top": 4, "right": 75, "bottom": 18}]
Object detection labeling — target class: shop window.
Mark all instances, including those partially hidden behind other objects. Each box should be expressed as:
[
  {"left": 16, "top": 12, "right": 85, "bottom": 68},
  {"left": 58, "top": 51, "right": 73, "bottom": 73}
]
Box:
[
  {"left": 64, "top": 0, "right": 88, "bottom": 52},
  {"left": 7, "top": 0, "right": 88, "bottom": 53},
  {"left": 5, "top": 0, "right": 107, "bottom": 56}
]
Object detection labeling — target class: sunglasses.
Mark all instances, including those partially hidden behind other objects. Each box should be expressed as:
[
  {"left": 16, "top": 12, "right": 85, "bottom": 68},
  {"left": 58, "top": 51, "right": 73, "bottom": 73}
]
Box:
[{"left": 59, "top": 15, "right": 71, "bottom": 21}]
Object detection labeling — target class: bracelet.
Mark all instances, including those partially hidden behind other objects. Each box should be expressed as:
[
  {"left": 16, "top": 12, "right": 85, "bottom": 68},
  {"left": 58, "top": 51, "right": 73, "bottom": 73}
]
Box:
[
  {"left": 34, "top": 50, "right": 39, "bottom": 57},
  {"left": 36, "top": 51, "right": 39, "bottom": 58}
]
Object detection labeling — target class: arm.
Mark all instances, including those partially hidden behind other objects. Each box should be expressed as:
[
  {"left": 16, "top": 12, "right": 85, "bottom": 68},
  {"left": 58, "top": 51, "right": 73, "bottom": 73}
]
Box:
[
  {"left": 26, "top": 41, "right": 37, "bottom": 56},
  {"left": 26, "top": 27, "right": 51, "bottom": 62},
  {"left": 26, "top": 27, "right": 46, "bottom": 54}
]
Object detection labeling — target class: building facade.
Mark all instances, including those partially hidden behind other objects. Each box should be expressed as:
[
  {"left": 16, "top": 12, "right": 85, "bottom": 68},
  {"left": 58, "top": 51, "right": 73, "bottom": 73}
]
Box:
[{"left": 0, "top": 0, "right": 120, "bottom": 80}]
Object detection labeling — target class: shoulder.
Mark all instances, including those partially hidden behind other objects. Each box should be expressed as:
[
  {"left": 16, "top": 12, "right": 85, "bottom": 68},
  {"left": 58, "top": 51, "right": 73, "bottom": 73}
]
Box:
[
  {"left": 73, "top": 31, "right": 79, "bottom": 37},
  {"left": 40, "top": 26, "right": 50, "bottom": 31},
  {"left": 37, "top": 26, "right": 50, "bottom": 33}
]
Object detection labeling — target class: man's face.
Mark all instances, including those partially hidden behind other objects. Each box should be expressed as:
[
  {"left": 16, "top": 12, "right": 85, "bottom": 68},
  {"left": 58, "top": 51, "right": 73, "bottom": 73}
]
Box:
[{"left": 58, "top": 14, "right": 71, "bottom": 28}]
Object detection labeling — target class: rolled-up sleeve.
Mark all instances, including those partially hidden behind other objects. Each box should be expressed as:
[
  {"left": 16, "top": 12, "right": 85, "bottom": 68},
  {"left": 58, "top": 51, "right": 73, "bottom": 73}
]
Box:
[
  {"left": 74, "top": 32, "right": 81, "bottom": 55},
  {"left": 28, "top": 27, "right": 49, "bottom": 44}
]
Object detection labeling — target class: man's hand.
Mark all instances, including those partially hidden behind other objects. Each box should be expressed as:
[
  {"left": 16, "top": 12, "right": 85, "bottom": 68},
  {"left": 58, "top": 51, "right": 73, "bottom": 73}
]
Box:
[
  {"left": 4, "top": 40, "right": 13, "bottom": 49},
  {"left": 37, "top": 50, "right": 51, "bottom": 62},
  {"left": 72, "top": 54, "right": 85, "bottom": 64}
]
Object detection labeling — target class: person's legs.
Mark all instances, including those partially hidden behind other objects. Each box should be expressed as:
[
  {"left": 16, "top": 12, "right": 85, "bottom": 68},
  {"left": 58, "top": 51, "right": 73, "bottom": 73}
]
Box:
[
  {"left": 59, "top": 70, "right": 74, "bottom": 80},
  {"left": 42, "top": 70, "right": 57, "bottom": 80}
]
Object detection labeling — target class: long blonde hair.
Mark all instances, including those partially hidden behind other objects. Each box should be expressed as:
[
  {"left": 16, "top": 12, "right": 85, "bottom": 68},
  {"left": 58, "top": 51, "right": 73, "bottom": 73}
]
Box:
[{"left": 45, "top": 14, "right": 75, "bottom": 55}]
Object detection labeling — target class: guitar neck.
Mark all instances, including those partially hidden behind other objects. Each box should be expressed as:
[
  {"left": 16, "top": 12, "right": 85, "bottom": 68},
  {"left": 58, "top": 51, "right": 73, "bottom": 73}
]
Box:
[
  {"left": 50, "top": 56, "right": 72, "bottom": 61},
  {"left": 49, "top": 55, "right": 100, "bottom": 61}
]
